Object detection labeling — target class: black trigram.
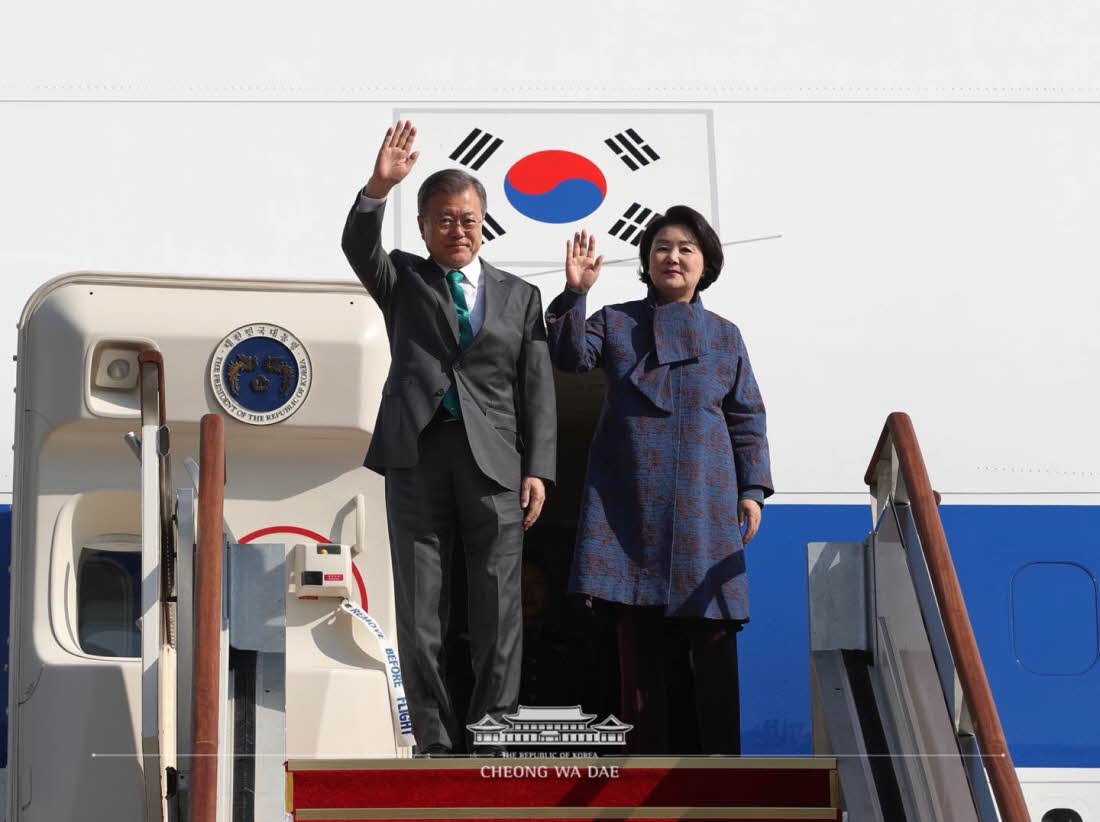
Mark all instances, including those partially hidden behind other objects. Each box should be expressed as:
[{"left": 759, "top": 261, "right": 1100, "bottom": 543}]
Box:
[
  {"left": 449, "top": 128, "right": 504, "bottom": 170},
  {"left": 609, "top": 203, "right": 659, "bottom": 246},
  {"left": 604, "top": 129, "right": 660, "bottom": 171},
  {"left": 481, "top": 212, "right": 506, "bottom": 241}
]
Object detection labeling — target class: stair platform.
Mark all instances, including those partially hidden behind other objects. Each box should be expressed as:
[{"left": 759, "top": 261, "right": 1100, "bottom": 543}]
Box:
[{"left": 286, "top": 756, "right": 841, "bottom": 821}]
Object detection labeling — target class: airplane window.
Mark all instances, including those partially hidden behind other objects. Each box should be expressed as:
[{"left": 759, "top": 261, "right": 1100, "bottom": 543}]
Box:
[
  {"left": 77, "top": 548, "right": 141, "bottom": 657},
  {"left": 1042, "top": 810, "right": 1083, "bottom": 822},
  {"left": 1012, "top": 562, "right": 1098, "bottom": 675}
]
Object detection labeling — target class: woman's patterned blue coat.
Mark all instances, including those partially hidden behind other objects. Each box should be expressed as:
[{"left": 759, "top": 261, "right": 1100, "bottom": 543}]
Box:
[{"left": 546, "top": 288, "right": 773, "bottom": 621}]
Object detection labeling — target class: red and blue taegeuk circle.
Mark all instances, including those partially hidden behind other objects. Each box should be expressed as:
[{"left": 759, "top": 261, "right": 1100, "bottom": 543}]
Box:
[{"left": 504, "top": 150, "right": 607, "bottom": 223}]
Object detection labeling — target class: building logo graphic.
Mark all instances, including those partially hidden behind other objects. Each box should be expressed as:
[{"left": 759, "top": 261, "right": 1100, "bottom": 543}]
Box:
[
  {"left": 504, "top": 151, "right": 608, "bottom": 224},
  {"left": 467, "top": 706, "right": 632, "bottom": 748},
  {"left": 209, "top": 323, "right": 311, "bottom": 425}
]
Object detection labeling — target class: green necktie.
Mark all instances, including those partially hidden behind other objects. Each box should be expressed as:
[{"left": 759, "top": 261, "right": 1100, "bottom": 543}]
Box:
[{"left": 440, "top": 269, "right": 474, "bottom": 419}]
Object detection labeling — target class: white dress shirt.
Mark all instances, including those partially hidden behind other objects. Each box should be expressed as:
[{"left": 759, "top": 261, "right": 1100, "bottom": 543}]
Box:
[{"left": 357, "top": 192, "right": 486, "bottom": 335}]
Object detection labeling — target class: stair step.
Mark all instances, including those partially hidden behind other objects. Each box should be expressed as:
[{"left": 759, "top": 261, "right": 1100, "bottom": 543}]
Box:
[{"left": 287, "top": 756, "right": 841, "bottom": 821}]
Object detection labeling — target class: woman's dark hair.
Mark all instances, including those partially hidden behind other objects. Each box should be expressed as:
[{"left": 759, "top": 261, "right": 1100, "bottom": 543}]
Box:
[{"left": 637, "top": 204, "right": 724, "bottom": 292}]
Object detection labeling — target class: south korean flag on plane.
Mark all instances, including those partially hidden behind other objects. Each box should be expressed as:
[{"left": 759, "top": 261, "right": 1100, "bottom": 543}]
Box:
[{"left": 390, "top": 109, "right": 718, "bottom": 273}]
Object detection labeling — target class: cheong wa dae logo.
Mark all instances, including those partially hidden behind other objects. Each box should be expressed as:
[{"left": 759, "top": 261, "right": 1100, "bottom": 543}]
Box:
[{"left": 467, "top": 705, "right": 632, "bottom": 748}]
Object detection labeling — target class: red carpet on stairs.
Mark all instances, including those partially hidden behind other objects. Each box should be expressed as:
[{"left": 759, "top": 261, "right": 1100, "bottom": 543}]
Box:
[{"left": 286, "top": 756, "right": 842, "bottom": 821}]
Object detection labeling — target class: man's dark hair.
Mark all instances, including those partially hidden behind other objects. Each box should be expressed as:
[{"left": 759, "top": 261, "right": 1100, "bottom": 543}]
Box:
[
  {"left": 417, "top": 169, "right": 488, "bottom": 215},
  {"left": 637, "top": 204, "right": 724, "bottom": 293}
]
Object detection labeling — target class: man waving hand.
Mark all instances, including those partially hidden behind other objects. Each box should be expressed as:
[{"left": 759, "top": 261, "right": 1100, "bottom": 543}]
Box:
[{"left": 342, "top": 120, "right": 557, "bottom": 755}]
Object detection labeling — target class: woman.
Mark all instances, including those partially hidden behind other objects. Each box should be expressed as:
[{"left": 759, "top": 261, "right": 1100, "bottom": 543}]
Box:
[{"left": 544, "top": 205, "right": 773, "bottom": 754}]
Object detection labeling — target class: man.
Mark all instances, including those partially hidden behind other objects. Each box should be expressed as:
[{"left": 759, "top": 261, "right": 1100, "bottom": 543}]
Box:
[{"left": 342, "top": 120, "right": 557, "bottom": 755}]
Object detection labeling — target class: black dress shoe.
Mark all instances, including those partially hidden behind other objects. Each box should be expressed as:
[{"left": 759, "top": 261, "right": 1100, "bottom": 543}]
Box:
[{"left": 415, "top": 743, "right": 454, "bottom": 758}]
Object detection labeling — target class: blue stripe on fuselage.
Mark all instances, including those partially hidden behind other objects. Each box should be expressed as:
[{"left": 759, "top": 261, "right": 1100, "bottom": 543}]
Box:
[
  {"left": 0, "top": 503, "right": 1094, "bottom": 768},
  {"left": 738, "top": 504, "right": 1100, "bottom": 768}
]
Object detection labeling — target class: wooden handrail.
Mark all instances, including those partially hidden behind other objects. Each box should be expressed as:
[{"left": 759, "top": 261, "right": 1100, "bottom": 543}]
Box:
[
  {"left": 866, "top": 412, "right": 1030, "bottom": 822},
  {"left": 191, "top": 414, "right": 225, "bottom": 822}
]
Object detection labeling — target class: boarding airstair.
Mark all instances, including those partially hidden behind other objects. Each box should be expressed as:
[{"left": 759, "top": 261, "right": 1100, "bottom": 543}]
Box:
[
  {"left": 134, "top": 367, "right": 416, "bottom": 822},
  {"left": 161, "top": 404, "right": 843, "bottom": 822},
  {"left": 807, "top": 413, "right": 1031, "bottom": 821},
  {"left": 8, "top": 274, "right": 1039, "bottom": 821},
  {"left": 151, "top": 412, "right": 1026, "bottom": 820}
]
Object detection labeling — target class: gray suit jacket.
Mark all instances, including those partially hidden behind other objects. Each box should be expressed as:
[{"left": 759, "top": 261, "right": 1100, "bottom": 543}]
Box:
[{"left": 342, "top": 200, "right": 556, "bottom": 491}]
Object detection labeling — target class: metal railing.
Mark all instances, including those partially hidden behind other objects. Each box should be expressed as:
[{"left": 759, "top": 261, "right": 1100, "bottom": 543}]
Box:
[{"left": 865, "top": 411, "right": 1030, "bottom": 822}]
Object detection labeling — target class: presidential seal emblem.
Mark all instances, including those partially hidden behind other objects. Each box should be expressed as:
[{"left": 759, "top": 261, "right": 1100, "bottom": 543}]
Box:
[{"left": 210, "top": 324, "right": 312, "bottom": 425}]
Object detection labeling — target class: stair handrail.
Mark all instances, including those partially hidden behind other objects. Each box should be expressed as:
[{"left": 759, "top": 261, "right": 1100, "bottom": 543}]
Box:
[
  {"left": 137, "top": 349, "right": 171, "bottom": 820},
  {"left": 864, "top": 411, "right": 1030, "bottom": 822},
  {"left": 138, "top": 350, "right": 177, "bottom": 645},
  {"left": 191, "top": 413, "right": 226, "bottom": 822}
]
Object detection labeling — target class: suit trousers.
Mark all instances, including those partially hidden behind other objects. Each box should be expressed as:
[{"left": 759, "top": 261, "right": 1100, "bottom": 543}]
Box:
[
  {"left": 616, "top": 605, "right": 742, "bottom": 755},
  {"left": 385, "top": 417, "right": 524, "bottom": 752}
]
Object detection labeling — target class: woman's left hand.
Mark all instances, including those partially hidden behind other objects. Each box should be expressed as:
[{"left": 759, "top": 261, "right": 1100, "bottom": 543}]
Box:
[{"left": 739, "top": 499, "right": 762, "bottom": 544}]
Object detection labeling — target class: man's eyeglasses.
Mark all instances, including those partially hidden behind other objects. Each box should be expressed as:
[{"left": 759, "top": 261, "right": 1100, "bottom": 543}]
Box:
[{"left": 429, "top": 215, "right": 483, "bottom": 232}]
